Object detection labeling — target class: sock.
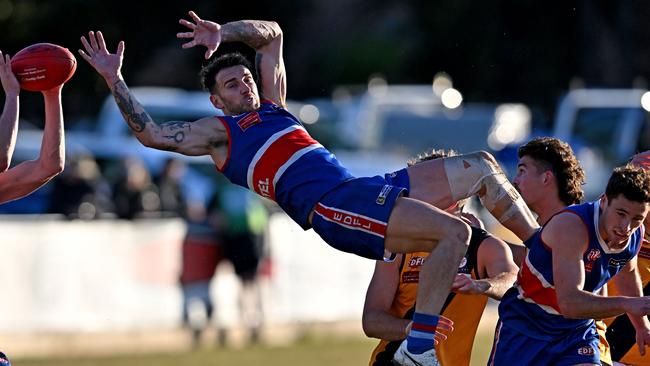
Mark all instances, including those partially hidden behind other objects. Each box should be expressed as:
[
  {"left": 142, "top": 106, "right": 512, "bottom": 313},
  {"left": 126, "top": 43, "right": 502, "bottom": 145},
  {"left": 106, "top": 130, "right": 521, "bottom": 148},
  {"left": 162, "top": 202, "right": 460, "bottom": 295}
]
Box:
[{"left": 406, "top": 312, "right": 439, "bottom": 354}]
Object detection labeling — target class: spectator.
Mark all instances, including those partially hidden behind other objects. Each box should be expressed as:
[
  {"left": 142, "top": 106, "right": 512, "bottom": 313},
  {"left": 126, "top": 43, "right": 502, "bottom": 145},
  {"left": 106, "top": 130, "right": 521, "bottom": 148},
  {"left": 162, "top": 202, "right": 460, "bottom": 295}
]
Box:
[
  {"left": 154, "top": 158, "right": 187, "bottom": 218},
  {"left": 111, "top": 156, "right": 160, "bottom": 219},
  {"left": 48, "top": 153, "right": 112, "bottom": 219}
]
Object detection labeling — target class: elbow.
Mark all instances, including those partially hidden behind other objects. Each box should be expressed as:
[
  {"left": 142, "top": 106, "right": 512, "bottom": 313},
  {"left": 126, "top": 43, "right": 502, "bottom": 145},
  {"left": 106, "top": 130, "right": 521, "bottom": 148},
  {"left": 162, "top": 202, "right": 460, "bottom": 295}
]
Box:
[
  {"left": 361, "top": 320, "right": 374, "bottom": 338},
  {"left": 270, "top": 21, "right": 283, "bottom": 38},
  {"left": 361, "top": 313, "right": 376, "bottom": 338},
  {"left": 557, "top": 298, "right": 581, "bottom": 318},
  {"left": 38, "top": 156, "right": 65, "bottom": 179}
]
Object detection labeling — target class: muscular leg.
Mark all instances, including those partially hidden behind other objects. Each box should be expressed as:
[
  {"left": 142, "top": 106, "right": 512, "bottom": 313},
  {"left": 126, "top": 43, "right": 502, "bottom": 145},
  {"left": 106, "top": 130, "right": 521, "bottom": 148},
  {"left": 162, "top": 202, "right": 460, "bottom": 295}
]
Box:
[
  {"left": 384, "top": 197, "right": 470, "bottom": 314},
  {"left": 406, "top": 150, "right": 539, "bottom": 241}
]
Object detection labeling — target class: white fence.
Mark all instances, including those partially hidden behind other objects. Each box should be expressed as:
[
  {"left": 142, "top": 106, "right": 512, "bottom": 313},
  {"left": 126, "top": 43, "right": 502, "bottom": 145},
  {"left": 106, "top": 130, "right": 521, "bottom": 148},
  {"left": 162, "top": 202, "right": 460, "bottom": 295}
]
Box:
[{"left": 0, "top": 214, "right": 375, "bottom": 332}]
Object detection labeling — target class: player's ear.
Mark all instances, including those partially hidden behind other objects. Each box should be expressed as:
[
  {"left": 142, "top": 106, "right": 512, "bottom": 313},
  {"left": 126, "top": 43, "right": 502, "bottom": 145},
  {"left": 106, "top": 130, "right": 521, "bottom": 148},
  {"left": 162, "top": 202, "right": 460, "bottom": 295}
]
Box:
[{"left": 210, "top": 94, "right": 224, "bottom": 110}]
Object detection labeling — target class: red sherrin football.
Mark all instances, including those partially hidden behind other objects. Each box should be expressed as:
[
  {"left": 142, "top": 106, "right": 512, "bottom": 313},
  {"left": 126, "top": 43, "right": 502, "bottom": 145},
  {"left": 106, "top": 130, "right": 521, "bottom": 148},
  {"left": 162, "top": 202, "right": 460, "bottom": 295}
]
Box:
[{"left": 10, "top": 43, "right": 77, "bottom": 91}]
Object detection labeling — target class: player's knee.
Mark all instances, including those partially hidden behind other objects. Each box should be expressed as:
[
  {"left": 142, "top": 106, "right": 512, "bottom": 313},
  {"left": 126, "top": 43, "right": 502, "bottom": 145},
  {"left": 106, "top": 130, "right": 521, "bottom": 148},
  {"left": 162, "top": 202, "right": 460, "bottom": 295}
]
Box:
[
  {"left": 446, "top": 218, "right": 471, "bottom": 251},
  {"left": 474, "top": 150, "right": 498, "bottom": 165}
]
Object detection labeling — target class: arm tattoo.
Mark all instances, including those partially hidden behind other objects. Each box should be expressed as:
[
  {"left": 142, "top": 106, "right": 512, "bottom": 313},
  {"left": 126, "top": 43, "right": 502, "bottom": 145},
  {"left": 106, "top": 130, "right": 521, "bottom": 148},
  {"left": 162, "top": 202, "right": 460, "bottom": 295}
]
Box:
[
  {"left": 161, "top": 121, "right": 191, "bottom": 144},
  {"left": 112, "top": 81, "right": 153, "bottom": 133},
  {"left": 221, "top": 20, "right": 281, "bottom": 50}
]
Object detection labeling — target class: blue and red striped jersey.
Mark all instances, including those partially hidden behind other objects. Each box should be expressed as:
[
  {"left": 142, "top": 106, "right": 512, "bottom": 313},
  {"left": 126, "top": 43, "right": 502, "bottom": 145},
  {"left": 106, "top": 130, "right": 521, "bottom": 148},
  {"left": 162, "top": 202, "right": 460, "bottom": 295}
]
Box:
[
  {"left": 216, "top": 101, "right": 354, "bottom": 228},
  {"left": 499, "top": 200, "right": 643, "bottom": 340}
]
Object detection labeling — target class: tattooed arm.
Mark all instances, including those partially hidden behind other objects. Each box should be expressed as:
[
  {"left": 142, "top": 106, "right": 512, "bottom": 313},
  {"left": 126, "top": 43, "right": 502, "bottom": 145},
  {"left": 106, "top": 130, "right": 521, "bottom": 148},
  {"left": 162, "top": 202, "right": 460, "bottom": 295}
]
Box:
[
  {"left": 79, "top": 31, "right": 226, "bottom": 156},
  {"left": 178, "top": 11, "right": 286, "bottom": 107}
]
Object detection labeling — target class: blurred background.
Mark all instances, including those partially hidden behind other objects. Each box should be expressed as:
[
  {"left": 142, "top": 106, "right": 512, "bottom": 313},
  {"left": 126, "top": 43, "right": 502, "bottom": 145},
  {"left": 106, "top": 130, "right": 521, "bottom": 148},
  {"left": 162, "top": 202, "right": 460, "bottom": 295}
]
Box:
[{"left": 2, "top": 0, "right": 650, "bottom": 365}]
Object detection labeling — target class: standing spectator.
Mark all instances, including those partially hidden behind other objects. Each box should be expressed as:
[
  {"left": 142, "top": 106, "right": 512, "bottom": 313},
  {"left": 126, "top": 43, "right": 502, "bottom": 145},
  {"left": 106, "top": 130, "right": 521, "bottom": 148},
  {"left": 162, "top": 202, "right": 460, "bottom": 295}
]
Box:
[
  {"left": 111, "top": 156, "right": 160, "bottom": 219},
  {"left": 154, "top": 158, "right": 187, "bottom": 218},
  {"left": 48, "top": 153, "right": 112, "bottom": 219},
  {"left": 211, "top": 184, "right": 269, "bottom": 345}
]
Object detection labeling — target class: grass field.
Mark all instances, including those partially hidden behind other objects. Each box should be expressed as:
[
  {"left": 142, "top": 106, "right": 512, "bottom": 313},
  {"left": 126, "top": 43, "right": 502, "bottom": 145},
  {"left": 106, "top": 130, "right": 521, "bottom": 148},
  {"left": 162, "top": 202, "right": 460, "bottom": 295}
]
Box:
[{"left": 13, "top": 329, "right": 495, "bottom": 366}]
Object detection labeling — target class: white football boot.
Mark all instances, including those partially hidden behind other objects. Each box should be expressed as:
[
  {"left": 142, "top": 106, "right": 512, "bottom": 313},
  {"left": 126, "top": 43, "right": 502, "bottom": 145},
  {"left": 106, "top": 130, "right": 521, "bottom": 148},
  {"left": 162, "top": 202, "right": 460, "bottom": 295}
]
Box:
[{"left": 392, "top": 340, "right": 441, "bottom": 366}]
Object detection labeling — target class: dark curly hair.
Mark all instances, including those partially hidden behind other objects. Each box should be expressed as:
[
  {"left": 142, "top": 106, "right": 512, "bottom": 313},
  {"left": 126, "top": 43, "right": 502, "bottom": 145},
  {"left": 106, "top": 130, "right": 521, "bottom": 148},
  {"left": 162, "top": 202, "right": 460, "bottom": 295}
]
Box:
[
  {"left": 518, "top": 137, "right": 585, "bottom": 205},
  {"left": 200, "top": 52, "right": 253, "bottom": 95},
  {"left": 605, "top": 165, "right": 650, "bottom": 203}
]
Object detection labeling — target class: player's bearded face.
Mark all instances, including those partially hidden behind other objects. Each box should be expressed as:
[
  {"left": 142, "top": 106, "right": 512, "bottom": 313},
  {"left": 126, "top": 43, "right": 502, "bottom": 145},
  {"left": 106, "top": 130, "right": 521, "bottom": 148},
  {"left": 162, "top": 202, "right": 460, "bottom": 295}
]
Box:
[
  {"left": 601, "top": 195, "right": 650, "bottom": 246},
  {"left": 215, "top": 66, "right": 261, "bottom": 115}
]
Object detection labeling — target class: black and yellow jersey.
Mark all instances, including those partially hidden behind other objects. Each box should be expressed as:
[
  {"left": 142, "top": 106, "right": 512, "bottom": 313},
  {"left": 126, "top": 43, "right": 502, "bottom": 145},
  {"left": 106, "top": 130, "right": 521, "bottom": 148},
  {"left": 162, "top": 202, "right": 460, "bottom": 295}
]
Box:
[{"left": 369, "top": 227, "right": 491, "bottom": 366}]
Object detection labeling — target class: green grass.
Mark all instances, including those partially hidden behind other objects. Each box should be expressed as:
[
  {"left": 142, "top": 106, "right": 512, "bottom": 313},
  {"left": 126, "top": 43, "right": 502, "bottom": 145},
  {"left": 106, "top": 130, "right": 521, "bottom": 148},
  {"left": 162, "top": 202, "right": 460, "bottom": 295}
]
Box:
[{"left": 14, "top": 330, "right": 495, "bottom": 366}]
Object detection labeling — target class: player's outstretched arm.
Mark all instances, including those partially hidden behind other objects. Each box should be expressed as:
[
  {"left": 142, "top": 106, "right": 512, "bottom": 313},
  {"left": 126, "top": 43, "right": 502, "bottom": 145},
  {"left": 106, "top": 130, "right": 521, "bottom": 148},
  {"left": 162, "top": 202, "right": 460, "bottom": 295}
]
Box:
[
  {"left": 79, "top": 31, "right": 220, "bottom": 156},
  {"left": 178, "top": 11, "right": 286, "bottom": 108},
  {"left": 362, "top": 257, "right": 453, "bottom": 344},
  {"left": 0, "top": 86, "right": 64, "bottom": 204},
  {"left": 0, "top": 51, "right": 20, "bottom": 172}
]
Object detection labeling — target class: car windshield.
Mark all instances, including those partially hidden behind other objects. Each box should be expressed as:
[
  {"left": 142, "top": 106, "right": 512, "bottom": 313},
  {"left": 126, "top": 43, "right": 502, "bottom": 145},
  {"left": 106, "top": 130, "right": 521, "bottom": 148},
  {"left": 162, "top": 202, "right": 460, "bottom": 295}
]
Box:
[{"left": 573, "top": 107, "right": 643, "bottom": 163}]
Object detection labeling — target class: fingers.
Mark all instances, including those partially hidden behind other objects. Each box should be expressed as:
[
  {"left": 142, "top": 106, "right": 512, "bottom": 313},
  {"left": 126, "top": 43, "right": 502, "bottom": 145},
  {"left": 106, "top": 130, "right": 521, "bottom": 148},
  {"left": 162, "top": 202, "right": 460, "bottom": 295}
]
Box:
[
  {"left": 182, "top": 40, "right": 197, "bottom": 49},
  {"left": 179, "top": 19, "right": 196, "bottom": 30},
  {"left": 77, "top": 49, "right": 92, "bottom": 64},
  {"left": 639, "top": 337, "right": 647, "bottom": 356},
  {"left": 188, "top": 10, "right": 202, "bottom": 23},
  {"left": 80, "top": 35, "right": 93, "bottom": 55},
  {"left": 177, "top": 31, "right": 194, "bottom": 39},
  {"left": 89, "top": 31, "right": 99, "bottom": 51},
  {"left": 117, "top": 41, "right": 125, "bottom": 57},
  {"left": 204, "top": 49, "right": 214, "bottom": 60},
  {"left": 433, "top": 332, "right": 448, "bottom": 345},
  {"left": 96, "top": 31, "right": 108, "bottom": 52}
]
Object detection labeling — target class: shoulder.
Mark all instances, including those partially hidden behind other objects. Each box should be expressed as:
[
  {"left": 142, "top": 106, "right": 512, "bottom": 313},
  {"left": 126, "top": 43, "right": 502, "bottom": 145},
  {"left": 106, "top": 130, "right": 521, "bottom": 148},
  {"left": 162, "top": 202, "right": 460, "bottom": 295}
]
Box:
[
  {"left": 477, "top": 234, "right": 511, "bottom": 262},
  {"left": 541, "top": 211, "right": 588, "bottom": 250}
]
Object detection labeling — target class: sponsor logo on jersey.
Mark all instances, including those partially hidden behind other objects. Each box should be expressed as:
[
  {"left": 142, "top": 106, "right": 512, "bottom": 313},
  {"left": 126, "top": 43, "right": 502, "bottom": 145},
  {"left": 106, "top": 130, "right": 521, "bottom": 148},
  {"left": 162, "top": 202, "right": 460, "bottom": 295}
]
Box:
[
  {"left": 587, "top": 249, "right": 601, "bottom": 262},
  {"left": 257, "top": 178, "right": 271, "bottom": 198},
  {"left": 376, "top": 185, "right": 393, "bottom": 205},
  {"left": 577, "top": 346, "right": 595, "bottom": 356},
  {"left": 608, "top": 258, "right": 629, "bottom": 268},
  {"left": 237, "top": 112, "right": 262, "bottom": 131},
  {"left": 402, "top": 270, "right": 420, "bottom": 283},
  {"left": 409, "top": 256, "right": 426, "bottom": 267}
]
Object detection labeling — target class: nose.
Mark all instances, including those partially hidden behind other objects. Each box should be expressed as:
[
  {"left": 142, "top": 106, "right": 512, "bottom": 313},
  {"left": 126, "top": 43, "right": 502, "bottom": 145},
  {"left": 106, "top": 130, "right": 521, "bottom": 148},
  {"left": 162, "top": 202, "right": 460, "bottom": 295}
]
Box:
[{"left": 240, "top": 83, "right": 253, "bottom": 95}]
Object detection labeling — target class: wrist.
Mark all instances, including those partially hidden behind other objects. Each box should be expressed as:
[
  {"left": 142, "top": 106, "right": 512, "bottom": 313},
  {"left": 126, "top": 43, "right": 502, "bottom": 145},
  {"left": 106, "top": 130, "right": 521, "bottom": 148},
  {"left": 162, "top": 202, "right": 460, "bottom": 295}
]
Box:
[
  {"left": 4, "top": 90, "right": 19, "bottom": 98},
  {"left": 105, "top": 73, "right": 124, "bottom": 87}
]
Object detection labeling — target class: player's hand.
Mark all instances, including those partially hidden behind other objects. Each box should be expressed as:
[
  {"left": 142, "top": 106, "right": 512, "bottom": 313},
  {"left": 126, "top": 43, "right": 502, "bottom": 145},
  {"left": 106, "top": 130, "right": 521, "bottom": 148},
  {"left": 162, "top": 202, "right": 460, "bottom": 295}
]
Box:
[
  {"left": 451, "top": 273, "right": 488, "bottom": 295},
  {"left": 404, "top": 315, "right": 454, "bottom": 345},
  {"left": 633, "top": 323, "right": 650, "bottom": 356},
  {"left": 78, "top": 31, "right": 125, "bottom": 84},
  {"left": 178, "top": 10, "right": 221, "bottom": 59},
  {"left": 0, "top": 51, "right": 19, "bottom": 96}
]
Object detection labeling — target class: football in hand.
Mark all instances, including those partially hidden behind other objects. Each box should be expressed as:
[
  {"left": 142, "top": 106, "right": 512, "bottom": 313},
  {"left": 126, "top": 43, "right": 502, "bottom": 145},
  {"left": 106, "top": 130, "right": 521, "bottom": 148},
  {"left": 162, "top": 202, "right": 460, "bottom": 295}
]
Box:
[{"left": 10, "top": 43, "right": 77, "bottom": 91}]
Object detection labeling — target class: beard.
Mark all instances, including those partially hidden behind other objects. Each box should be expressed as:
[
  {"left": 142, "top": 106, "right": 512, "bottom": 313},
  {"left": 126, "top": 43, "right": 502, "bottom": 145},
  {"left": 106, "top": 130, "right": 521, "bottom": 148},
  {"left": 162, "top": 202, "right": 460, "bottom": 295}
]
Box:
[{"left": 225, "top": 96, "right": 261, "bottom": 115}]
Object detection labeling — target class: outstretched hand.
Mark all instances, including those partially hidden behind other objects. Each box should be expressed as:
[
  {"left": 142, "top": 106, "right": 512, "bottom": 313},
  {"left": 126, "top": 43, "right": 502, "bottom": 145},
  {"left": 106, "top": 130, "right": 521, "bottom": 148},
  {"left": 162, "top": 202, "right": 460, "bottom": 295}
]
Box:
[
  {"left": 78, "top": 31, "right": 125, "bottom": 84},
  {"left": 0, "top": 51, "right": 20, "bottom": 95},
  {"left": 177, "top": 10, "right": 221, "bottom": 59}
]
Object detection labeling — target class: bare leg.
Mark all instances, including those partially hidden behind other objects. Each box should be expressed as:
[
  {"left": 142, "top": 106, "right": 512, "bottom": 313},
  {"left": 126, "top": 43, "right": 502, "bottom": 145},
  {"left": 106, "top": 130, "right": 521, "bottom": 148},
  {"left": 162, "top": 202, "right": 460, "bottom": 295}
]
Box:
[
  {"left": 384, "top": 197, "right": 470, "bottom": 314},
  {"left": 406, "top": 151, "right": 539, "bottom": 241}
]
